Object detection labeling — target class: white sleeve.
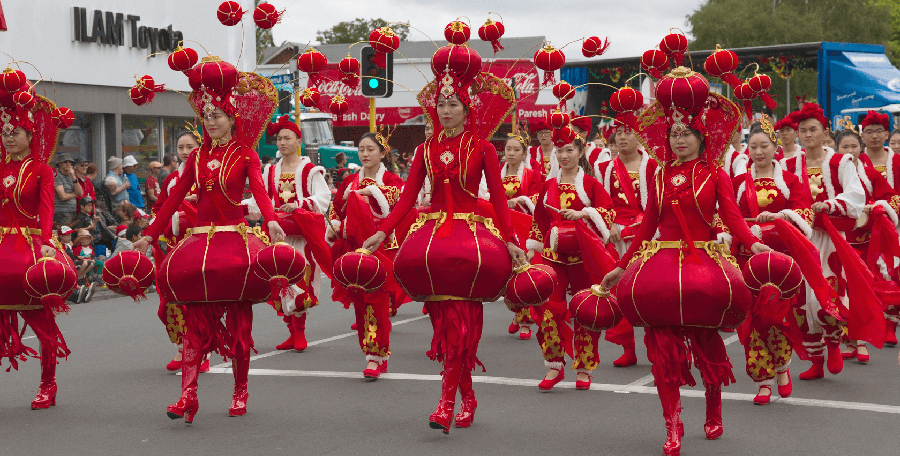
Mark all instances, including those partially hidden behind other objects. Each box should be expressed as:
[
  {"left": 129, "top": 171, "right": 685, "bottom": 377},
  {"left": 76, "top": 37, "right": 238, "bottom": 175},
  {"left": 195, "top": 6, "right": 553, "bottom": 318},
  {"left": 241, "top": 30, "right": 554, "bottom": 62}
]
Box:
[
  {"left": 300, "top": 170, "right": 331, "bottom": 215},
  {"left": 834, "top": 159, "right": 866, "bottom": 220}
]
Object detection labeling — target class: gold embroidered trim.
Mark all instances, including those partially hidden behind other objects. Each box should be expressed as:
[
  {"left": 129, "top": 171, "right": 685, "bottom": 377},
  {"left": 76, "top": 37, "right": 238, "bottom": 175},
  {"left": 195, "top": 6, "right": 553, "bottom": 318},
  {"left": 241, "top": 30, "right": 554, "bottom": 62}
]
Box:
[
  {"left": 628, "top": 239, "right": 738, "bottom": 267},
  {"left": 406, "top": 211, "right": 503, "bottom": 240}
]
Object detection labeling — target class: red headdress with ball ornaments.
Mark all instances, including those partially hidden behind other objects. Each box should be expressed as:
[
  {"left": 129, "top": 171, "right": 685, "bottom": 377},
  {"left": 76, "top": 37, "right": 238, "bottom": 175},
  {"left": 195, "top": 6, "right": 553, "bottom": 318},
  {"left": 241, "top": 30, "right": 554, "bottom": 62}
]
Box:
[
  {"left": 0, "top": 70, "right": 71, "bottom": 166},
  {"left": 792, "top": 102, "right": 829, "bottom": 129},
  {"left": 609, "top": 86, "right": 644, "bottom": 132},
  {"left": 266, "top": 114, "right": 301, "bottom": 141},
  {"left": 861, "top": 110, "right": 890, "bottom": 131}
]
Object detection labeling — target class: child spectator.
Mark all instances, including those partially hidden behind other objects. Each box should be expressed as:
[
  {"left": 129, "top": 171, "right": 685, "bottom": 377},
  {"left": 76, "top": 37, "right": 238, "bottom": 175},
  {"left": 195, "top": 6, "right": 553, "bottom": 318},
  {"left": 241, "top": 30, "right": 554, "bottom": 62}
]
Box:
[
  {"left": 134, "top": 209, "right": 151, "bottom": 229},
  {"left": 72, "top": 229, "right": 96, "bottom": 303},
  {"left": 71, "top": 196, "right": 97, "bottom": 231},
  {"left": 110, "top": 224, "right": 132, "bottom": 257}
]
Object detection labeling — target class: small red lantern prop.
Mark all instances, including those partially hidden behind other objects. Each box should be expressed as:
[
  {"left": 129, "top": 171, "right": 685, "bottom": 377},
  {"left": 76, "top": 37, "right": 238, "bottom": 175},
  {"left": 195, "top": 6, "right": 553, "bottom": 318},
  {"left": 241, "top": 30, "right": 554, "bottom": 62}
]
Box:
[
  {"left": 334, "top": 249, "right": 386, "bottom": 293},
  {"left": 655, "top": 68, "right": 710, "bottom": 113},
  {"left": 570, "top": 285, "right": 623, "bottom": 332},
  {"left": 23, "top": 257, "right": 77, "bottom": 315},
  {"left": 12, "top": 90, "right": 35, "bottom": 110},
  {"left": 253, "top": 2, "right": 283, "bottom": 30},
  {"left": 444, "top": 20, "right": 471, "bottom": 45},
  {"left": 534, "top": 44, "right": 566, "bottom": 86},
  {"left": 742, "top": 251, "right": 802, "bottom": 322},
  {"left": 0, "top": 67, "right": 27, "bottom": 93},
  {"left": 659, "top": 32, "right": 689, "bottom": 65},
  {"left": 296, "top": 49, "right": 328, "bottom": 87},
  {"left": 328, "top": 95, "right": 349, "bottom": 115},
  {"left": 581, "top": 36, "right": 610, "bottom": 58},
  {"left": 552, "top": 81, "right": 575, "bottom": 102},
  {"left": 299, "top": 87, "right": 320, "bottom": 108},
  {"left": 369, "top": 27, "right": 400, "bottom": 69},
  {"left": 51, "top": 107, "right": 75, "bottom": 129},
  {"left": 547, "top": 109, "right": 571, "bottom": 129},
  {"left": 477, "top": 18, "right": 505, "bottom": 53},
  {"left": 339, "top": 55, "right": 361, "bottom": 90},
  {"left": 734, "top": 82, "right": 758, "bottom": 121},
  {"left": 610, "top": 87, "right": 644, "bottom": 113},
  {"left": 168, "top": 46, "right": 199, "bottom": 73},
  {"left": 504, "top": 264, "right": 557, "bottom": 310},
  {"left": 254, "top": 242, "right": 308, "bottom": 305},
  {"left": 640, "top": 49, "right": 670, "bottom": 78},
  {"left": 129, "top": 86, "right": 149, "bottom": 106},
  {"left": 187, "top": 57, "right": 239, "bottom": 93},
  {"left": 217, "top": 1, "right": 245, "bottom": 26},
  {"left": 703, "top": 47, "right": 741, "bottom": 88},
  {"left": 748, "top": 73, "right": 777, "bottom": 110},
  {"left": 103, "top": 251, "right": 155, "bottom": 301}
]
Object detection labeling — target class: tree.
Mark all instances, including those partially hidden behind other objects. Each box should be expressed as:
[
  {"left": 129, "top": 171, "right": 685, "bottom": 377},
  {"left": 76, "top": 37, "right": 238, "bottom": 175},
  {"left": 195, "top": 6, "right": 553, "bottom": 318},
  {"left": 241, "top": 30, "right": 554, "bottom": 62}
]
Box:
[
  {"left": 686, "top": 0, "right": 893, "bottom": 117},
  {"left": 255, "top": 0, "right": 275, "bottom": 64},
  {"left": 316, "top": 18, "right": 410, "bottom": 45}
]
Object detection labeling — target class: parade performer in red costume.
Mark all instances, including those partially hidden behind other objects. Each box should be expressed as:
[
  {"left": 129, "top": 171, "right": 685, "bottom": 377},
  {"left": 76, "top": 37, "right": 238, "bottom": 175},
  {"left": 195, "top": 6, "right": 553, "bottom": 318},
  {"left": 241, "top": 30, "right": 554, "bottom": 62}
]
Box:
[
  {"left": 525, "top": 133, "right": 616, "bottom": 390},
  {"left": 601, "top": 61, "right": 771, "bottom": 455},
  {"left": 528, "top": 119, "right": 557, "bottom": 177},
  {"left": 857, "top": 110, "right": 900, "bottom": 345},
  {"left": 0, "top": 80, "right": 77, "bottom": 409},
  {"left": 152, "top": 130, "right": 201, "bottom": 372},
  {"left": 574, "top": 116, "right": 605, "bottom": 169},
  {"left": 834, "top": 128, "right": 900, "bottom": 363},
  {"left": 775, "top": 115, "right": 802, "bottom": 161},
  {"left": 596, "top": 109, "right": 659, "bottom": 368},
  {"left": 502, "top": 126, "right": 543, "bottom": 340},
  {"left": 248, "top": 115, "right": 332, "bottom": 353},
  {"left": 731, "top": 117, "right": 825, "bottom": 404},
  {"left": 133, "top": 54, "right": 286, "bottom": 423},
  {"left": 722, "top": 128, "right": 748, "bottom": 178},
  {"left": 363, "top": 33, "right": 526, "bottom": 433},
  {"left": 329, "top": 130, "right": 407, "bottom": 379}
]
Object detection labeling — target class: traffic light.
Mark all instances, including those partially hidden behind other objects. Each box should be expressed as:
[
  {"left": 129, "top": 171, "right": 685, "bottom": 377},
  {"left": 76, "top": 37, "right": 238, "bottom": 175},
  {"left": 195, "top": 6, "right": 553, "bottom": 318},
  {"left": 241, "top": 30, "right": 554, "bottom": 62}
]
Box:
[
  {"left": 277, "top": 90, "right": 292, "bottom": 114},
  {"left": 360, "top": 46, "right": 393, "bottom": 98}
]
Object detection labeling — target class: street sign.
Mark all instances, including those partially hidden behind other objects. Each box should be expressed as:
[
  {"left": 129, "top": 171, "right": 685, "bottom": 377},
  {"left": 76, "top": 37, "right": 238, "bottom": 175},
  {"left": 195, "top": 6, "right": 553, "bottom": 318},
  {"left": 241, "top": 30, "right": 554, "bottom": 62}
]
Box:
[{"left": 267, "top": 73, "right": 294, "bottom": 88}]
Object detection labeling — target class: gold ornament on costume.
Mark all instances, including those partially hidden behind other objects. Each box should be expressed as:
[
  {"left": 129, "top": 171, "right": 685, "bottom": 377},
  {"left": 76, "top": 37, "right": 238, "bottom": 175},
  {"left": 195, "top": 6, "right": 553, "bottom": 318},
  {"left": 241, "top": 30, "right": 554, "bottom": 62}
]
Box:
[
  {"left": 506, "top": 120, "right": 531, "bottom": 148},
  {"left": 759, "top": 114, "right": 777, "bottom": 143},
  {"left": 375, "top": 124, "right": 396, "bottom": 151},
  {"left": 836, "top": 115, "right": 857, "bottom": 133}
]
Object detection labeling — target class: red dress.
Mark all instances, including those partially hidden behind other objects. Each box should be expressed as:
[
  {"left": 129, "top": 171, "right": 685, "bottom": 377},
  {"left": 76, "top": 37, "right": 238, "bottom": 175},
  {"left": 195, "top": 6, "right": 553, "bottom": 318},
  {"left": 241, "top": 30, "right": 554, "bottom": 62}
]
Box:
[{"left": 501, "top": 161, "right": 543, "bottom": 331}]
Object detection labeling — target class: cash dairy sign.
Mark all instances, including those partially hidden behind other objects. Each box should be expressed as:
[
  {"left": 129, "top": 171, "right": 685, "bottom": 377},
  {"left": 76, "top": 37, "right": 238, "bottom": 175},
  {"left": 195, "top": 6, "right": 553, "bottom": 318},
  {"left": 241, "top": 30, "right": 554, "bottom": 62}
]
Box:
[
  {"left": 315, "top": 60, "right": 555, "bottom": 128},
  {"left": 72, "top": 6, "right": 185, "bottom": 54}
]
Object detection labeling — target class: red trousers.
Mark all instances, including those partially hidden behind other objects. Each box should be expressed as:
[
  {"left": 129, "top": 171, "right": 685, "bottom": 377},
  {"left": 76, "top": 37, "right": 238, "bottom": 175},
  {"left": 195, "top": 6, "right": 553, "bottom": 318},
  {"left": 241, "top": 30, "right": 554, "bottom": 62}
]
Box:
[{"left": 535, "top": 261, "right": 601, "bottom": 372}]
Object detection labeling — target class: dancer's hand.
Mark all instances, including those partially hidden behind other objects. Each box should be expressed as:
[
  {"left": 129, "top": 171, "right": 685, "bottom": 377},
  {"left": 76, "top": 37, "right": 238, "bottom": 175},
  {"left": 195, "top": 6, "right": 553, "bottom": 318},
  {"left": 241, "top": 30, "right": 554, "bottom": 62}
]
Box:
[
  {"left": 601, "top": 267, "right": 625, "bottom": 290},
  {"left": 362, "top": 231, "right": 386, "bottom": 252},
  {"left": 132, "top": 235, "right": 152, "bottom": 252},
  {"left": 560, "top": 209, "right": 587, "bottom": 221},
  {"left": 267, "top": 221, "right": 285, "bottom": 243},
  {"left": 356, "top": 188, "right": 372, "bottom": 197},
  {"left": 40, "top": 245, "right": 56, "bottom": 258},
  {"left": 812, "top": 202, "right": 830, "bottom": 213},
  {"left": 609, "top": 226, "right": 621, "bottom": 244},
  {"left": 526, "top": 250, "right": 536, "bottom": 262},
  {"left": 756, "top": 211, "right": 780, "bottom": 222},
  {"left": 750, "top": 242, "right": 772, "bottom": 254},
  {"left": 507, "top": 242, "right": 527, "bottom": 266}
]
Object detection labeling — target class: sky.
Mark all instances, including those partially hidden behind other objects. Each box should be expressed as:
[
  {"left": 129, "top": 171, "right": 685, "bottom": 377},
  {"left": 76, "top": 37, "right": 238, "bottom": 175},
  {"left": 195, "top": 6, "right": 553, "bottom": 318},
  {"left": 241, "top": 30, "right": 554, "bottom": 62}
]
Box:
[{"left": 272, "top": 0, "right": 708, "bottom": 61}]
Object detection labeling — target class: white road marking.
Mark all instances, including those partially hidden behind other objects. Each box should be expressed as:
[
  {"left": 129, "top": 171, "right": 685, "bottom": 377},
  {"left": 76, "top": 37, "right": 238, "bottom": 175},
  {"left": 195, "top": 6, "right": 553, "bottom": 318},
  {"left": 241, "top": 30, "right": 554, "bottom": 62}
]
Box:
[
  {"left": 23, "top": 335, "right": 36, "bottom": 340},
  {"left": 202, "top": 367, "right": 900, "bottom": 415},
  {"left": 620, "top": 332, "right": 741, "bottom": 391}
]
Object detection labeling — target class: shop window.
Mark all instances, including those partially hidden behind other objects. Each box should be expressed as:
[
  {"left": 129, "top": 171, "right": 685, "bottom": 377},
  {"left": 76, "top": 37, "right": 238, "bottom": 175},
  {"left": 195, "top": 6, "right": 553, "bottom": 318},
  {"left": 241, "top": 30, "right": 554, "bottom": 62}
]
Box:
[
  {"left": 121, "top": 115, "right": 159, "bottom": 181},
  {"left": 57, "top": 113, "right": 93, "bottom": 163}
]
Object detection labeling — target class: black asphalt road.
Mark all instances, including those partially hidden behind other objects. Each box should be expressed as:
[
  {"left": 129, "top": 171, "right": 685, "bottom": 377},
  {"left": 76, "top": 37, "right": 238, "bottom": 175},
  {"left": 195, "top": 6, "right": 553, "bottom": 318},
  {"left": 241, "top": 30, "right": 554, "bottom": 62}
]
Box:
[{"left": 2, "top": 281, "right": 898, "bottom": 455}]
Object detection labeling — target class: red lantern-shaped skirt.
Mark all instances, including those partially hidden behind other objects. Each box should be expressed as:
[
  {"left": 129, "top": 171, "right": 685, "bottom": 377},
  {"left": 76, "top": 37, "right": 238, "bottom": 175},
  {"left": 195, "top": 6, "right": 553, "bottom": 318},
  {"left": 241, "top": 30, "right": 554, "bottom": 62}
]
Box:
[
  {"left": 570, "top": 285, "right": 623, "bottom": 332},
  {"left": 103, "top": 251, "right": 156, "bottom": 301},
  {"left": 617, "top": 241, "right": 752, "bottom": 329},
  {"left": 505, "top": 264, "right": 557, "bottom": 310},
  {"left": 393, "top": 215, "right": 513, "bottom": 302},
  {"left": 334, "top": 249, "right": 386, "bottom": 293},
  {"left": 0, "top": 231, "right": 75, "bottom": 310}
]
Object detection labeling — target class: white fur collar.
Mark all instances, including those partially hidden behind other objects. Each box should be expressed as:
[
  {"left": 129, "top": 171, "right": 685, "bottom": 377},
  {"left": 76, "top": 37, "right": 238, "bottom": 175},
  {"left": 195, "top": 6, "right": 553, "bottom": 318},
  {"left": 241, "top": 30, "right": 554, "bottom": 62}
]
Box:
[
  {"left": 501, "top": 161, "right": 525, "bottom": 181},
  {"left": 737, "top": 161, "right": 790, "bottom": 205},
  {"left": 540, "top": 168, "right": 590, "bottom": 208},
  {"left": 342, "top": 163, "right": 387, "bottom": 200},
  {"left": 857, "top": 160, "right": 874, "bottom": 195}
]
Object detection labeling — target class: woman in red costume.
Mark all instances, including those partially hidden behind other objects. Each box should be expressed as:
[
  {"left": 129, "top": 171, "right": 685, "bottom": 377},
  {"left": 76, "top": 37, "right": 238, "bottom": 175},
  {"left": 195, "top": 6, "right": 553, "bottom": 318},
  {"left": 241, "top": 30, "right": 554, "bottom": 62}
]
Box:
[
  {"left": 329, "top": 130, "right": 406, "bottom": 379},
  {"left": 363, "top": 38, "right": 526, "bottom": 433},
  {"left": 525, "top": 133, "right": 616, "bottom": 391},
  {"left": 528, "top": 120, "right": 557, "bottom": 178},
  {"left": 502, "top": 127, "right": 544, "bottom": 340},
  {"left": 249, "top": 115, "right": 332, "bottom": 353},
  {"left": 152, "top": 130, "right": 201, "bottom": 372},
  {"left": 0, "top": 84, "right": 77, "bottom": 409},
  {"left": 601, "top": 63, "right": 770, "bottom": 455},
  {"left": 731, "top": 117, "right": 824, "bottom": 404},
  {"left": 133, "top": 57, "right": 285, "bottom": 424},
  {"left": 834, "top": 128, "right": 900, "bottom": 363}
]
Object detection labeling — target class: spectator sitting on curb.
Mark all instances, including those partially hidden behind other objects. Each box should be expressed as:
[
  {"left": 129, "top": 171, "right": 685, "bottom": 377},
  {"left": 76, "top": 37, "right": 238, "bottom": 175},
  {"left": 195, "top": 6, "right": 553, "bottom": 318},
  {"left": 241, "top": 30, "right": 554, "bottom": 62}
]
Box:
[{"left": 122, "top": 155, "right": 145, "bottom": 208}]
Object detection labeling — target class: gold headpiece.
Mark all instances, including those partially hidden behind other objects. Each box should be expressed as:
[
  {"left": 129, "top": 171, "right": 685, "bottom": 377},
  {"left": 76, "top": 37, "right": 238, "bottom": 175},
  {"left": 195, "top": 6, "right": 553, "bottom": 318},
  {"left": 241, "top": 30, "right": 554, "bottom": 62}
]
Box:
[
  {"left": 184, "top": 120, "right": 204, "bottom": 145},
  {"left": 759, "top": 114, "right": 777, "bottom": 143},
  {"left": 506, "top": 121, "right": 531, "bottom": 147},
  {"left": 375, "top": 124, "right": 396, "bottom": 151},
  {"left": 836, "top": 115, "right": 857, "bottom": 133}
]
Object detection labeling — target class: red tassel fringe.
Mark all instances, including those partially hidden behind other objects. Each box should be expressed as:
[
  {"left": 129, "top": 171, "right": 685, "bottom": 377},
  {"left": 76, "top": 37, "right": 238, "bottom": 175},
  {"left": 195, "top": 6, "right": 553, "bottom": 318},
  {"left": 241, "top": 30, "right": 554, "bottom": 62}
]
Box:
[{"left": 491, "top": 40, "right": 504, "bottom": 53}]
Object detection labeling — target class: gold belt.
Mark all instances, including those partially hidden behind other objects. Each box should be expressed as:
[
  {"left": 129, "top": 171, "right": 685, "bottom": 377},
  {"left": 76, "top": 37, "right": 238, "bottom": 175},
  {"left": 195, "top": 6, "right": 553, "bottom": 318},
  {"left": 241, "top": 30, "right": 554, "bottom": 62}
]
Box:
[
  {"left": 0, "top": 227, "right": 42, "bottom": 236},
  {"left": 407, "top": 211, "right": 503, "bottom": 240},
  {"left": 0, "top": 304, "right": 43, "bottom": 311},
  {"left": 629, "top": 239, "right": 737, "bottom": 268},
  {"left": 186, "top": 223, "right": 271, "bottom": 245}
]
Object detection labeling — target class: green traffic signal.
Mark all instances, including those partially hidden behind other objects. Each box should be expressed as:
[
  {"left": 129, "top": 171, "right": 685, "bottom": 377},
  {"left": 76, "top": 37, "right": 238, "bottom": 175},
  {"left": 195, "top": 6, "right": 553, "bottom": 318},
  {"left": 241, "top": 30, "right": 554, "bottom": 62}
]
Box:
[{"left": 368, "top": 78, "right": 379, "bottom": 89}]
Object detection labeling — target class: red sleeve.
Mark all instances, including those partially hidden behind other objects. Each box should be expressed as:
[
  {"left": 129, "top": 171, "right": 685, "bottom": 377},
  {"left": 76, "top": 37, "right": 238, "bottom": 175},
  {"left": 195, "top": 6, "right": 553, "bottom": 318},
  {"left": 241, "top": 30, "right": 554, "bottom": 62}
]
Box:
[
  {"left": 38, "top": 164, "right": 55, "bottom": 242},
  {"left": 481, "top": 140, "right": 517, "bottom": 243},
  {"left": 246, "top": 150, "right": 277, "bottom": 223},
  {"left": 153, "top": 172, "right": 177, "bottom": 214},
  {"left": 785, "top": 173, "right": 812, "bottom": 211},
  {"left": 144, "top": 154, "right": 197, "bottom": 239},
  {"left": 526, "top": 169, "right": 543, "bottom": 198},
  {"left": 333, "top": 174, "right": 354, "bottom": 219},
  {"left": 587, "top": 175, "right": 616, "bottom": 228},
  {"left": 617, "top": 173, "right": 660, "bottom": 269},
  {"left": 379, "top": 144, "right": 427, "bottom": 234},
  {"left": 715, "top": 168, "right": 761, "bottom": 247},
  {"left": 891, "top": 154, "right": 900, "bottom": 194}
]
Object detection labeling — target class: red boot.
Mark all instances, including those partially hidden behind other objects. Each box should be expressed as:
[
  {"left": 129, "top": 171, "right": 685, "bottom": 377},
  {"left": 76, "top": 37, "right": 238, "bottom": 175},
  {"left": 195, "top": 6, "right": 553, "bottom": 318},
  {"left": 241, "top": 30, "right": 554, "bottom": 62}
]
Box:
[
  {"left": 798, "top": 359, "right": 825, "bottom": 380},
  {"left": 704, "top": 383, "right": 724, "bottom": 440},
  {"left": 508, "top": 318, "right": 519, "bottom": 334},
  {"left": 657, "top": 381, "right": 683, "bottom": 456},
  {"left": 229, "top": 347, "right": 250, "bottom": 417},
  {"left": 167, "top": 340, "right": 200, "bottom": 424},
  {"left": 31, "top": 345, "right": 58, "bottom": 410},
  {"left": 886, "top": 320, "right": 898, "bottom": 347},
  {"left": 292, "top": 314, "right": 308, "bottom": 352},
  {"left": 275, "top": 317, "right": 294, "bottom": 350},
  {"left": 826, "top": 341, "right": 844, "bottom": 374},
  {"left": 613, "top": 343, "right": 638, "bottom": 367},
  {"left": 454, "top": 368, "right": 477, "bottom": 428},
  {"left": 429, "top": 352, "right": 460, "bottom": 433}
]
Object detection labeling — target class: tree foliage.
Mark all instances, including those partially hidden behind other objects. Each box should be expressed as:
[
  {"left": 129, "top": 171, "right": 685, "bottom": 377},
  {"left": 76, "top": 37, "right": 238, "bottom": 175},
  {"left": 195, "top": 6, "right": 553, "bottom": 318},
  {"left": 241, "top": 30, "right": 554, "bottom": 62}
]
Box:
[
  {"left": 316, "top": 18, "right": 410, "bottom": 45},
  {"left": 255, "top": 0, "right": 275, "bottom": 64},
  {"left": 687, "top": 0, "right": 894, "bottom": 117}
]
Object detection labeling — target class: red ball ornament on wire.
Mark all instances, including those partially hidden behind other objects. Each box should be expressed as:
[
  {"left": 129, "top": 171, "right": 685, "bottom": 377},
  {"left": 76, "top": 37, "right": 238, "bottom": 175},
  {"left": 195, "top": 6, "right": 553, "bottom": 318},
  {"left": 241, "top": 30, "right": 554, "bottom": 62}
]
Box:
[
  {"left": 748, "top": 73, "right": 773, "bottom": 93},
  {"left": 135, "top": 75, "right": 157, "bottom": 96},
  {"left": 703, "top": 47, "right": 741, "bottom": 88},
  {"left": 734, "top": 82, "right": 758, "bottom": 121},
  {"left": 504, "top": 264, "right": 557, "bottom": 310},
  {"left": 128, "top": 86, "right": 149, "bottom": 106},
  {"left": 552, "top": 81, "right": 575, "bottom": 102},
  {"left": 640, "top": 49, "right": 669, "bottom": 79},
  {"left": 552, "top": 125, "right": 578, "bottom": 148},
  {"left": 430, "top": 44, "right": 482, "bottom": 82},
  {"left": 534, "top": 44, "right": 566, "bottom": 86},
  {"left": 659, "top": 32, "right": 689, "bottom": 66},
  {"left": 102, "top": 251, "right": 155, "bottom": 301},
  {"left": 444, "top": 20, "right": 471, "bottom": 45},
  {"left": 328, "top": 95, "right": 349, "bottom": 115},
  {"left": 478, "top": 18, "right": 505, "bottom": 53},
  {"left": 610, "top": 87, "right": 644, "bottom": 113},
  {"left": 254, "top": 242, "right": 308, "bottom": 305},
  {"left": 581, "top": 36, "right": 610, "bottom": 58},
  {"left": 369, "top": 27, "right": 400, "bottom": 69},
  {"left": 23, "top": 258, "right": 77, "bottom": 315},
  {"left": 296, "top": 48, "right": 328, "bottom": 87},
  {"left": 339, "top": 55, "right": 361, "bottom": 90},
  {"left": 167, "top": 46, "right": 199, "bottom": 73},
  {"left": 655, "top": 68, "right": 710, "bottom": 113},
  {"left": 12, "top": 90, "right": 35, "bottom": 110},
  {"left": 217, "top": 1, "right": 245, "bottom": 26},
  {"left": 299, "top": 87, "right": 321, "bottom": 108},
  {"left": 51, "top": 107, "right": 75, "bottom": 129},
  {"left": 0, "top": 67, "right": 27, "bottom": 93},
  {"left": 742, "top": 251, "right": 802, "bottom": 322},
  {"left": 252, "top": 2, "right": 283, "bottom": 30},
  {"left": 334, "top": 249, "right": 386, "bottom": 293},
  {"left": 570, "top": 285, "right": 623, "bottom": 332},
  {"left": 547, "top": 109, "right": 571, "bottom": 129},
  {"left": 187, "top": 57, "right": 239, "bottom": 92}
]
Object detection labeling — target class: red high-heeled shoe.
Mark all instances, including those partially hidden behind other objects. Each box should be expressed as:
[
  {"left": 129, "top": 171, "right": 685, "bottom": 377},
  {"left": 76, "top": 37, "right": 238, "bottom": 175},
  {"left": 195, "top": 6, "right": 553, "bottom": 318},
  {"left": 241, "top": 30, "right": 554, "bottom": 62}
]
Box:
[
  {"left": 518, "top": 327, "right": 532, "bottom": 340},
  {"left": 886, "top": 321, "right": 898, "bottom": 347},
  {"left": 575, "top": 373, "right": 592, "bottom": 390},
  {"left": 777, "top": 370, "right": 792, "bottom": 397},
  {"left": 363, "top": 360, "right": 384, "bottom": 380},
  {"left": 753, "top": 385, "right": 772, "bottom": 405},
  {"left": 31, "top": 383, "right": 57, "bottom": 409},
  {"left": 199, "top": 359, "right": 210, "bottom": 373},
  {"left": 857, "top": 345, "right": 870, "bottom": 363},
  {"left": 429, "top": 354, "right": 460, "bottom": 434},
  {"left": 659, "top": 382, "right": 682, "bottom": 456},
  {"left": 454, "top": 370, "right": 476, "bottom": 428},
  {"left": 228, "top": 387, "right": 248, "bottom": 417},
  {"left": 32, "top": 347, "right": 58, "bottom": 410},
  {"left": 293, "top": 314, "right": 308, "bottom": 352},
  {"left": 704, "top": 384, "right": 724, "bottom": 440},
  {"left": 538, "top": 367, "right": 565, "bottom": 391},
  {"left": 167, "top": 391, "right": 199, "bottom": 423}
]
